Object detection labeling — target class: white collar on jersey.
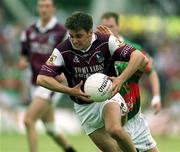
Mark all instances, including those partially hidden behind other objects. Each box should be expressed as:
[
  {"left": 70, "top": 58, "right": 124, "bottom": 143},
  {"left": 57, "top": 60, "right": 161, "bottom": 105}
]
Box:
[
  {"left": 36, "top": 16, "right": 58, "bottom": 33},
  {"left": 76, "top": 33, "right": 96, "bottom": 53}
]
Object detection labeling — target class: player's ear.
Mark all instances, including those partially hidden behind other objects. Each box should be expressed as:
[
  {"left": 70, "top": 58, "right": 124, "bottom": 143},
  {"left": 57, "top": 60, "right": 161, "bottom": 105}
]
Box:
[{"left": 88, "top": 29, "right": 93, "bottom": 36}]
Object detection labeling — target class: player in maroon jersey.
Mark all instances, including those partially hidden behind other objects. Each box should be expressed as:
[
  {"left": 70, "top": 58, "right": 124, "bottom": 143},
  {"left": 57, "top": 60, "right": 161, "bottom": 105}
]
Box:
[
  {"left": 37, "top": 11, "right": 149, "bottom": 152},
  {"left": 18, "top": 0, "right": 76, "bottom": 152}
]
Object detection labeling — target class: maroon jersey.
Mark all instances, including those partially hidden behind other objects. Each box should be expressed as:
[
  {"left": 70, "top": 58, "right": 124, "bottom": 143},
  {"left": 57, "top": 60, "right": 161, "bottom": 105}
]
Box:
[
  {"left": 39, "top": 33, "right": 136, "bottom": 104},
  {"left": 20, "top": 17, "right": 67, "bottom": 85}
]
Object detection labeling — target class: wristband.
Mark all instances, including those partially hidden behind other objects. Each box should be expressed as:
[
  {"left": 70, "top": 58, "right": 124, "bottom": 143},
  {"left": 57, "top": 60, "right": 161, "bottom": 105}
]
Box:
[{"left": 151, "top": 95, "right": 161, "bottom": 105}]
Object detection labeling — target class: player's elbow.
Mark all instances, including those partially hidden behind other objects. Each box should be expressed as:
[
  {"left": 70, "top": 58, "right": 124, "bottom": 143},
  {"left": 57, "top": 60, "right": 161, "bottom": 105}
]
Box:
[
  {"left": 18, "top": 56, "right": 29, "bottom": 70},
  {"left": 138, "top": 51, "right": 149, "bottom": 69},
  {"left": 36, "top": 74, "right": 46, "bottom": 86},
  {"left": 142, "top": 55, "right": 149, "bottom": 68},
  {"left": 18, "top": 60, "right": 28, "bottom": 70},
  {"left": 132, "top": 50, "right": 148, "bottom": 68},
  {"left": 139, "top": 58, "right": 148, "bottom": 72}
]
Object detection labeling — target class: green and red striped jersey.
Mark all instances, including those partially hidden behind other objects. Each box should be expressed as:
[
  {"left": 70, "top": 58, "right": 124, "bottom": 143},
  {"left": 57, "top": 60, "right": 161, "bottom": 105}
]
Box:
[
  {"left": 115, "top": 39, "right": 155, "bottom": 120},
  {"left": 115, "top": 62, "right": 142, "bottom": 120}
]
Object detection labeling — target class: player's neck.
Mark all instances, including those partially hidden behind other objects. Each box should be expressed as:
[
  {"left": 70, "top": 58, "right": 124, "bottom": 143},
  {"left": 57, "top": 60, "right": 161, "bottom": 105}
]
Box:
[
  {"left": 82, "top": 38, "right": 93, "bottom": 51},
  {"left": 41, "top": 18, "right": 51, "bottom": 27}
]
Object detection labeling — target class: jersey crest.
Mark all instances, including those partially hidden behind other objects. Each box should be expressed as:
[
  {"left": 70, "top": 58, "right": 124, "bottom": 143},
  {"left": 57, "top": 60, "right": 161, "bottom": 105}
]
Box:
[
  {"left": 47, "top": 54, "right": 57, "bottom": 65},
  {"left": 73, "top": 55, "right": 80, "bottom": 63},
  {"left": 95, "top": 51, "right": 104, "bottom": 63}
]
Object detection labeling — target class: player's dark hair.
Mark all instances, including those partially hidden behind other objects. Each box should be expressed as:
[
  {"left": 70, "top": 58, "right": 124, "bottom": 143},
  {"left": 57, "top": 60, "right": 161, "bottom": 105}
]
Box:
[
  {"left": 101, "top": 12, "right": 119, "bottom": 25},
  {"left": 65, "top": 11, "right": 93, "bottom": 32}
]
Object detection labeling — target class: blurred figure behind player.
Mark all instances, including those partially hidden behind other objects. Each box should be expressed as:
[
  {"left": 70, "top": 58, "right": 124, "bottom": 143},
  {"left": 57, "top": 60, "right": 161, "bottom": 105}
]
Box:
[{"left": 18, "top": 0, "right": 77, "bottom": 152}]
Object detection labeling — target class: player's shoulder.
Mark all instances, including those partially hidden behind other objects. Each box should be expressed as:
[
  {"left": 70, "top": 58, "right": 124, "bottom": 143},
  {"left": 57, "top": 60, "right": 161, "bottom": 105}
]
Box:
[
  {"left": 96, "top": 34, "right": 120, "bottom": 47},
  {"left": 21, "top": 23, "right": 36, "bottom": 39},
  {"left": 55, "top": 39, "right": 72, "bottom": 53},
  {"left": 25, "top": 23, "right": 36, "bottom": 32}
]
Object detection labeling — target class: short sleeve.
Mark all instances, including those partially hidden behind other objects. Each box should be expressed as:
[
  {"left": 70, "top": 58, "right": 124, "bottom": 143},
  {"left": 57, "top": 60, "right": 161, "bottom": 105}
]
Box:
[{"left": 39, "top": 48, "right": 65, "bottom": 77}]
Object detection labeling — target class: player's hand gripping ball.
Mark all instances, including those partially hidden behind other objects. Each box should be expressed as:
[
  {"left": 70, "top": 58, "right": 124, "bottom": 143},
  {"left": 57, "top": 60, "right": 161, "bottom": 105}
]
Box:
[{"left": 84, "top": 73, "right": 112, "bottom": 102}]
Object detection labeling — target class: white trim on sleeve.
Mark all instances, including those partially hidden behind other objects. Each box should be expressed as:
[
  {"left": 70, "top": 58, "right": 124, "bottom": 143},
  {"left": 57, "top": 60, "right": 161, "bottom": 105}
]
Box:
[
  {"left": 108, "top": 35, "right": 120, "bottom": 56},
  {"left": 50, "top": 48, "right": 65, "bottom": 66}
]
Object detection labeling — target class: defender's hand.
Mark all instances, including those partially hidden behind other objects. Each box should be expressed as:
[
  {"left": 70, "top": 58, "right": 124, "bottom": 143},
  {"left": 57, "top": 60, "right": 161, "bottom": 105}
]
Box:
[
  {"left": 151, "top": 95, "right": 161, "bottom": 114},
  {"left": 108, "top": 76, "right": 122, "bottom": 98},
  {"left": 96, "top": 25, "right": 114, "bottom": 35}
]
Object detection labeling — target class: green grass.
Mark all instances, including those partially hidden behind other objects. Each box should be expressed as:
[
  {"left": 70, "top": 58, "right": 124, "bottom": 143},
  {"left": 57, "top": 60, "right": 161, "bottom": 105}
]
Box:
[
  {"left": 0, "top": 133, "right": 180, "bottom": 152},
  {"left": 0, "top": 133, "right": 97, "bottom": 152},
  {"left": 155, "top": 135, "right": 180, "bottom": 152}
]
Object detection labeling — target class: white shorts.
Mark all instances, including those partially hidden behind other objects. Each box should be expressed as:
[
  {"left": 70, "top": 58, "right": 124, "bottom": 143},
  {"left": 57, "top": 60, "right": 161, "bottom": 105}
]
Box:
[
  {"left": 124, "top": 112, "right": 156, "bottom": 151},
  {"left": 30, "top": 85, "right": 64, "bottom": 106},
  {"left": 74, "top": 93, "right": 127, "bottom": 135}
]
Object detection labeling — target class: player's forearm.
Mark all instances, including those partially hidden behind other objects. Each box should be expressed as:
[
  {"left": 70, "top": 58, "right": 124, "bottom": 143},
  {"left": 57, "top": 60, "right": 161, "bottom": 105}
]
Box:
[
  {"left": 149, "top": 70, "right": 161, "bottom": 113},
  {"left": 37, "top": 74, "right": 71, "bottom": 94},
  {"left": 149, "top": 70, "right": 160, "bottom": 96},
  {"left": 117, "top": 50, "right": 148, "bottom": 83}
]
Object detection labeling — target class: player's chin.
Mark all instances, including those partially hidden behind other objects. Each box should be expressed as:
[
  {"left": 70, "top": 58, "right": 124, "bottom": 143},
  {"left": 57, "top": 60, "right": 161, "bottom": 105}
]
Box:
[
  {"left": 41, "top": 15, "right": 50, "bottom": 20},
  {"left": 73, "top": 45, "right": 82, "bottom": 50}
]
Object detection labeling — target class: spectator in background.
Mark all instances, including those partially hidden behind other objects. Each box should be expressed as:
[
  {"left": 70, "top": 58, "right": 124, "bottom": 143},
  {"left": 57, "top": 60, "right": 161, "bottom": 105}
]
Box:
[
  {"left": 0, "top": 6, "right": 27, "bottom": 133},
  {"left": 0, "top": 55, "right": 23, "bottom": 132},
  {"left": 18, "top": 0, "right": 77, "bottom": 152},
  {"left": 100, "top": 12, "right": 161, "bottom": 114},
  {"left": 0, "top": 8, "right": 7, "bottom": 68}
]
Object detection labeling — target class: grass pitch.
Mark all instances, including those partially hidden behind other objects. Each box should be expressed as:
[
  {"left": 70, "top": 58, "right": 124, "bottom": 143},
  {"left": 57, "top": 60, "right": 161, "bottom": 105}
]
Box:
[{"left": 0, "top": 133, "right": 180, "bottom": 152}]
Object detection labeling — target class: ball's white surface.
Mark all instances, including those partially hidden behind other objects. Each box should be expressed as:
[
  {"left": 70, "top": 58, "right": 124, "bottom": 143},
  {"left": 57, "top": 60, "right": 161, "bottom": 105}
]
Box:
[{"left": 84, "top": 73, "right": 112, "bottom": 102}]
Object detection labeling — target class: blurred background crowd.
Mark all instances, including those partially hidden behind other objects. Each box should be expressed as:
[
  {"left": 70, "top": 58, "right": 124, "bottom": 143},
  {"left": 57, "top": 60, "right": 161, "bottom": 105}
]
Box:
[{"left": 0, "top": 0, "right": 180, "bottom": 135}]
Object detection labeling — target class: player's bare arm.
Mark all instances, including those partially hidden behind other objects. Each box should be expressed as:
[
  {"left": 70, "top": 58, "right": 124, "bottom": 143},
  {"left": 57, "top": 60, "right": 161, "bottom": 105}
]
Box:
[
  {"left": 111, "top": 50, "right": 148, "bottom": 96},
  {"left": 37, "top": 75, "right": 91, "bottom": 103},
  {"left": 149, "top": 70, "right": 162, "bottom": 114}
]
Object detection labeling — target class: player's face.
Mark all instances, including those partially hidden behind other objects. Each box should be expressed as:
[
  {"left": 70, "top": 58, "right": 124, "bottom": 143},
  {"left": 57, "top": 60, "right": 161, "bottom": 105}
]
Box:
[
  {"left": 68, "top": 29, "right": 93, "bottom": 50},
  {"left": 38, "top": 0, "right": 55, "bottom": 21},
  {"left": 101, "top": 17, "right": 119, "bottom": 37}
]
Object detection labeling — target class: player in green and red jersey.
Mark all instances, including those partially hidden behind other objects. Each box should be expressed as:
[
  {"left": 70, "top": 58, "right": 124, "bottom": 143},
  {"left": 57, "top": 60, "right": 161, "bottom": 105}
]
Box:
[
  {"left": 116, "top": 40, "right": 157, "bottom": 120},
  {"left": 114, "top": 59, "right": 160, "bottom": 152},
  {"left": 98, "top": 12, "right": 161, "bottom": 152},
  {"left": 115, "top": 59, "right": 154, "bottom": 120},
  {"left": 100, "top": 12, "right": 161, "bottom": 114},
  {"left": 92, "top": 28, "right": 159, "bottom": 150}
]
